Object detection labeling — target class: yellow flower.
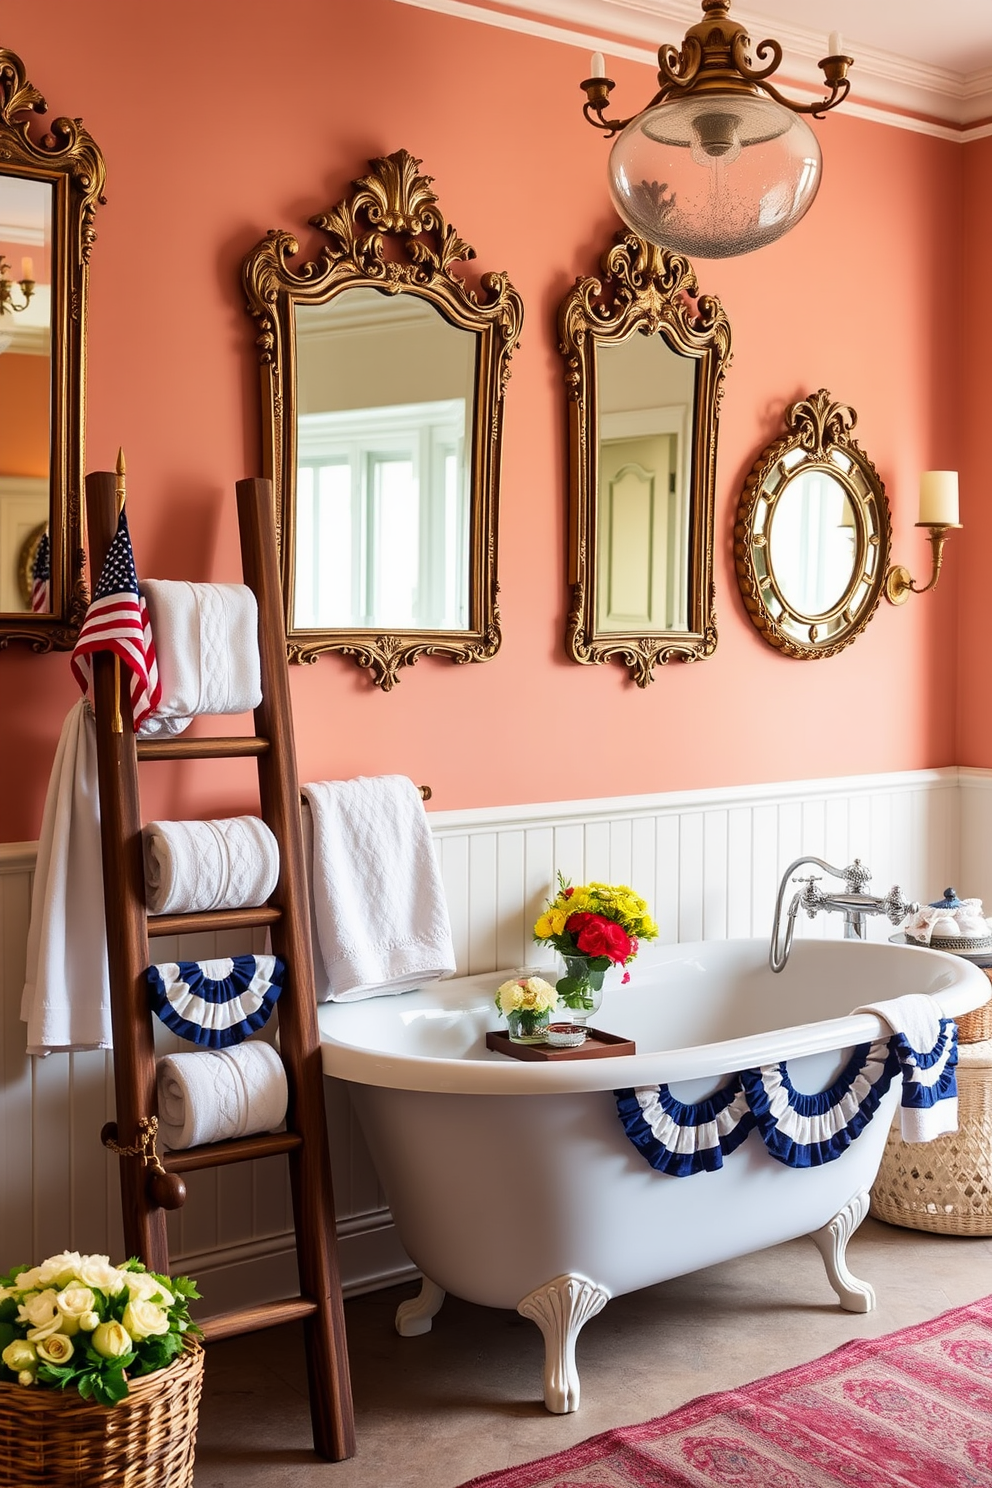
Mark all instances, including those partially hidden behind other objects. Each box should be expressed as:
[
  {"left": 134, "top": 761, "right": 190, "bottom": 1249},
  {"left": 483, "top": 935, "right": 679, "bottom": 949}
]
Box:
[{"left": 533, "top": 914, "right": 554, "bottom": 941}]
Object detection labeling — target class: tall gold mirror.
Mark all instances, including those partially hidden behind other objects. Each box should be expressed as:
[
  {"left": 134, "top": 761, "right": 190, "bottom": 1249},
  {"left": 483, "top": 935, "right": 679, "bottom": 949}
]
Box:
[
  {"left": 0, "top": 48, "right": 105, "bottom": 649},
  {"left": 734, "top": 390, "right": 891, "bottom": 658},
  {"left": 243, "top": 150, "right": 523, "bottom": 689},
  {"left": 558, "top": 235, "right": 731, "bottom": 687}
]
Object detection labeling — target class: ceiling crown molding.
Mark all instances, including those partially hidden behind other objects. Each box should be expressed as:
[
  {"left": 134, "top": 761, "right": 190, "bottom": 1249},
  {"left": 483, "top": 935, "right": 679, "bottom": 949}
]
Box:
[{"left": 395, "top": 0, "right": 992, "bottom": 136}]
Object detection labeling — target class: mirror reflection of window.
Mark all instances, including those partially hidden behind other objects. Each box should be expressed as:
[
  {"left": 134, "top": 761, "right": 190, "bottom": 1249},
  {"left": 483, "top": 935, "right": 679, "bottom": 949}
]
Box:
[
  {"left": 294, "top": 288, "right": 474, "bottom": 633},
  {"left": 595, "top": 335, "right": 696, "bottom": 636},
  {"left": 769, "top": 471, "right": 856, "bottom": 617},
  {"left": 0, "top": 175, "right": 53, "bottom": 614}
]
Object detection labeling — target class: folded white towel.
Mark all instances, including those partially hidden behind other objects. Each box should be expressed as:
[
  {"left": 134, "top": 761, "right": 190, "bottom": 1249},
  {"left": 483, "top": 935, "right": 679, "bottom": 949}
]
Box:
[
  {"left": 143, "top": 816, "right": 280, "bottom": 915},
  {"left": 853, "top": 994, "right": 942, "bottom": 1054},
  {"left": 156, "top": 1041, "right": 288, "bottom": 1150},
  {"left": 302, "top": 775, "right": 456, "bottom": 1002},
  {"left": 21, "top": 700, "right": 111, "bottom": 1055},
  {"left": 138, "top": 580, "right": 262, "bottom": 736},
  {"left": 854, "top": 994, "right": 958, "bottom": 1141}
]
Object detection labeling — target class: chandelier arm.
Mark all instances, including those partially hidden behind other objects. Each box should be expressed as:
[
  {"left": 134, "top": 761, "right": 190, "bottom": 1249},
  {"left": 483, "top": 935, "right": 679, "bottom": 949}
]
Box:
[
  {"left": 581, "top": 84, "right": 670, "bottom": 138},
  {"left": 657, "top": 36, "right": 703, "bottom": 88},
  {"left": 756, "top": 75, "right": 851, "bottom": 117}
]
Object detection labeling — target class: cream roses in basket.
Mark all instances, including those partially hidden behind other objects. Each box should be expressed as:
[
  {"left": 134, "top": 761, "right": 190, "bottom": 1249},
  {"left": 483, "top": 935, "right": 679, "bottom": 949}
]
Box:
[{"left": 0, "top": 1252, "right": 199, "bottom": 1405}]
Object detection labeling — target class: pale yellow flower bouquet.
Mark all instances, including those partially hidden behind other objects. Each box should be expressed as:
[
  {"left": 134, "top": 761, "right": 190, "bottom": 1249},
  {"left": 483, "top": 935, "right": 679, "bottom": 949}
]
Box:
[
  {"left": 0, "top": 1252, "right": 200, "bottom": 1405},
  {"left": 495, "top": 974, "right": 558, "bottom": 1042}
]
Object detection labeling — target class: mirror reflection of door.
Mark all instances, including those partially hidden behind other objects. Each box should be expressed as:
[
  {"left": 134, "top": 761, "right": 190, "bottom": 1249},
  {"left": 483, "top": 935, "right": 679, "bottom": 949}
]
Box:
[
  {"left": 0, "top": 175, "right": 52, "bottom": 614},
  {"left": 769, "top": 469, "right": 857, "bottom": 617},
  {"left": 595, "top": 334, "right": 695, "bottom": 637},
  {"left": 294, "top": 287, "right": 475, "bottom": 632}
]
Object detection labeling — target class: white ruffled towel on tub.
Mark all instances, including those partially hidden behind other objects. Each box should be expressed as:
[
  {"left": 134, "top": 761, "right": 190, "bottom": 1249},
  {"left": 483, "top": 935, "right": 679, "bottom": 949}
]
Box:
[
  {"left": 156, "top": 1041, "right": 288, "bottom": 1151},
  {"left": 302, "top": 775, "right": 456, "bottom": 1001},
  {"left": 138, "top": 580, "right": 262, "bottom": 737},
  {"left": 143, "top": 816, "right": 280, "bottom": 915}
]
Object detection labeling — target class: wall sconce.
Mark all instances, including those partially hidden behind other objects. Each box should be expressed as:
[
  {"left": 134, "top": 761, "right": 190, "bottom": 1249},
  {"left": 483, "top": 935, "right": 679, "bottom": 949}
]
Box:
[
  {"left": 0, "top": 254, "right": 35, "bottom": 315},
  {"left": 884, "top": 472, "right": 961, "bottom": 605},
  {"left": 580, "top": 0, "right": 852, "bottom": 259}
]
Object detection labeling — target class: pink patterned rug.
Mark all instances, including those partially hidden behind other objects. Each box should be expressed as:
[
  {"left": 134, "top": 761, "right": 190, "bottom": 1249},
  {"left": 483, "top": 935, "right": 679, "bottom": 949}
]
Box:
[{"left": 459, "top": 1296, "right": 992, "bottom": 1487}]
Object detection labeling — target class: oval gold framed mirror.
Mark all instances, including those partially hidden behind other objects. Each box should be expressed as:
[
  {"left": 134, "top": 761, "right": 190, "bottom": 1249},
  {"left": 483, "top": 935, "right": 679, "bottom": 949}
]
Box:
[
  {"left": 734, "top": 390, "right": 891, "bottom": 658},
  {"left": 558, "top": 234, "right": 731, "bottom": 687},
  {"left": 0, "top": 48, "right": 105, "bottom": 650},
  {"left": 243, "top": 150, "right": 523, "bottom": 690}
]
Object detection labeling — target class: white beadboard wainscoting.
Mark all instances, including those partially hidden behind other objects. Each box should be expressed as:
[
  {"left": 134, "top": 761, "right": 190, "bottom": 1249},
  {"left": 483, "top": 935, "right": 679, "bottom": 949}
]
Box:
[{"left": 2, "top": 765, "right": 988, "bottom": 1311}]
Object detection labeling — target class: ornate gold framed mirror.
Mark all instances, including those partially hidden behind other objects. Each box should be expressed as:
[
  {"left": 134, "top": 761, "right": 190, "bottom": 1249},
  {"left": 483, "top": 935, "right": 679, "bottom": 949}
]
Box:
[
  {"left": 558, "top": 235, "right": 731, "bottom": 687},
  {"left": 0, "top": 48, "right": 105, "bottom": 649},
  {"left": 734, "top": 390, "right": 891, "bottom": 659},
  {"left": 243, "top": 150, "right": 523, "bottom": 690}
]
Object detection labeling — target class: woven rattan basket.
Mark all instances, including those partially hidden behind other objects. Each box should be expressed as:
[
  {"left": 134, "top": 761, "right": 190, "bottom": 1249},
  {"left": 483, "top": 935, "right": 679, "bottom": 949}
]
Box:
[
  {"left": 871, "top": 1040, "right": 992, "bottom": 1237},
  {"left": 955, "top": 969, "right": 992, "bottom": 1044},
  {"left": 0, "top": 1340, "right": 203, "bottom": 1488}
]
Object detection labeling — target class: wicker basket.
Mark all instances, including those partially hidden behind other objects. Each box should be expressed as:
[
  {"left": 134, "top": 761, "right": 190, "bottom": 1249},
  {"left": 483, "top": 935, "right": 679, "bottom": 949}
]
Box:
[
  {"left": 0, "top": 1340, "right": 203, "bottom": 1488},
  {"left": 955, "top": 969, "right": 992, "bottom": 1044},
  {"left": 871, "top": 1040, "right": 992, "bottom": 1237}
]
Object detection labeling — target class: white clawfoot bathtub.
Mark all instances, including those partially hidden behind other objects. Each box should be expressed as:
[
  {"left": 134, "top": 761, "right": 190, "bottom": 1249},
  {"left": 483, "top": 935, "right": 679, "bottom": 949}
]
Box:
[{"left": 318, "top": 938, "right": 989, "bottom": 1413}]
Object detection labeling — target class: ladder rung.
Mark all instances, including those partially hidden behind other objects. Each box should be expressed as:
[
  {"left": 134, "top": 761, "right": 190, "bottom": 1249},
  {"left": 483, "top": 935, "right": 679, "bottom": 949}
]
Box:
[
  {"left": 164, "top": 1131, "right": 302, "bottom": 1173},
  {"left": 147, "top": 905, "right": 282, "bottom": 938},
  {"left": 136, "top": 735, "right": 270, "bottom": 761},
  {"left": 199, "top": 1296, "right": 317, "bottom": 1343}
]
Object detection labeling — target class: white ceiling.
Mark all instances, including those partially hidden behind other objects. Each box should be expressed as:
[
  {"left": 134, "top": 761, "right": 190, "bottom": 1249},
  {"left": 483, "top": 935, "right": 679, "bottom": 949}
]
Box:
[{"left": 398, "top": 0, "right": 992, "bottom": 132}]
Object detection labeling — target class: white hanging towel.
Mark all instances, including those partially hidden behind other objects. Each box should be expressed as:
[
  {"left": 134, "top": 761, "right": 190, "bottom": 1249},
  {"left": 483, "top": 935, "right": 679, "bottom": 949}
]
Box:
[
  {"left": 138, "top": 580, "right": 262, "bottom": 736},
  {"left": 143, "top": 816, "right": 280, "bottom": 915},
  {"left": 156, "top": 1040, "right": 288, "bottom": 1150},
  {"left": 853, "top": 993, "right": 958, "bottom": 1142},
  {"left": 20, "top": 700, "right": 111, "bottom": 1055},
  {"left": 302, "top": 775, "right": 456, "bottom": 1001}
]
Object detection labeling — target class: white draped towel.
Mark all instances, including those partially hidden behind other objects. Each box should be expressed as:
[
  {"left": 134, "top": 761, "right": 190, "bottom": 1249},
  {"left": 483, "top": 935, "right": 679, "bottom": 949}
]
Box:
[
  {"left": 138, "top": 580, "right": 262, "bottom": 736},
  {"left": 143, "top": 816, "right": 280, "bottom": 915},
  {"left": 853, "top": 993, "right": 958, "bottom": 1142},
  {"left": 21, "top": 699, "right": 111, "bottom": 1055},
  {"left": 302, "top": 775, "right": 455, "bottom": 1001},
  {"left": 156, "top": 1040, "right": 288, "bottom": 1150}
]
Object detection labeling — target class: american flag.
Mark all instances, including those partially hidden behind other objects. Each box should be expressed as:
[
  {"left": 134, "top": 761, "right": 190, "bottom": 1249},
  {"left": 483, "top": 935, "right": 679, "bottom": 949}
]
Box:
[
  {"left": 71, "top": 509, "right": 162, "bottom": 729},
  {"left": 30, "top": 530, "right": 50, "bottom": 612}
]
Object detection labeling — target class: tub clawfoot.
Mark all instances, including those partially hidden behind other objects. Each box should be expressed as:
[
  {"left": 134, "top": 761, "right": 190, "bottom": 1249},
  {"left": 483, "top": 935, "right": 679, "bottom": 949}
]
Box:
[
  {"left": 808, "top": 1189, "right": 876, "bottom": 1313},
  {"left": 395, "top": 1276, "right": 446, "bottom": 1336},
  {"left": 517, "top": 1273, "right": 611, "bottom": 1414}
]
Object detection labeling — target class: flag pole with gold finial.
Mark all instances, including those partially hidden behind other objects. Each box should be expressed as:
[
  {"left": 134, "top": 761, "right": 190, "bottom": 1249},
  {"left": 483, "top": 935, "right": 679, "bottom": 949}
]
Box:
[{"left": 111, "top": 447, "right": 126, "bottom": 734}]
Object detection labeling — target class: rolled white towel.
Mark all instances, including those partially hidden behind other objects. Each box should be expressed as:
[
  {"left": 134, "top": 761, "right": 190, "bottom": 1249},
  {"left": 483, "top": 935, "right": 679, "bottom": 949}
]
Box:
[
  {"left": 143, "top": 816, "right": 280, "bottom": 915},
  {"left": 139, "top": 580, "right": 262, "bottom": 736},
  {"left": 156, "top": 1041, "right": 288, "bottom": 1151}
]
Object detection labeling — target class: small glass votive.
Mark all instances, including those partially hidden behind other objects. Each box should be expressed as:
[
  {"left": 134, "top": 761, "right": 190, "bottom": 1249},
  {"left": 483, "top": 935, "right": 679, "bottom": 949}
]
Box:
[{"left": 545, "top": 1022, "right": 588, "bottom": 1049}]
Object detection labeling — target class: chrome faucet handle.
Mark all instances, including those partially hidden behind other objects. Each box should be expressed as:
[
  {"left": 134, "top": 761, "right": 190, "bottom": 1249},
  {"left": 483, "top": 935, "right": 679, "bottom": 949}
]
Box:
[
  {"left": 881, "top": 886, "right": 919, "bottom": 925},
  {"left": 796, "top": 874, "right": 825, "bottom": 918},
  {"left": 843, "top": 859, "right": 872, "bottom": 894}
]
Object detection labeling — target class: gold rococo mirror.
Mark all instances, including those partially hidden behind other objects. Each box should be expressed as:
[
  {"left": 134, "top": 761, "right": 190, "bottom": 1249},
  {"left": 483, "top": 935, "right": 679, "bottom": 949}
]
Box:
[
  {"left": 0, "top": 48, "right": 105, "bottom": 650},
  {"left": 734, "top": 390, "right": 891, "bottom": 659},
  {"left": 558, "top": 234, "right": 731, "bottom": 687},
  {"left": 243, "top": 149, "right": 523, "bottom": 689}
]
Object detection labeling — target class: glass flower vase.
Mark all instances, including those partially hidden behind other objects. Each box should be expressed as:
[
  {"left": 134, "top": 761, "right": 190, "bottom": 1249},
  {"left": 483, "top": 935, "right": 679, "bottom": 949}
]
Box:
[
  {"left": 555, "top": 953, "right": 618, "bottom": 1023},
  {"left": 505, "top": 1007, "right": 552, "bottom": 1044}
]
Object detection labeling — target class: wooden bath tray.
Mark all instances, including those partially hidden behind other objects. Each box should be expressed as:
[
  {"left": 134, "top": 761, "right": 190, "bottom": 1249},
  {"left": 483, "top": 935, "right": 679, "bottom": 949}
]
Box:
[{"left": 485, "top": 1028, "right": 636, "bottom": 1061}]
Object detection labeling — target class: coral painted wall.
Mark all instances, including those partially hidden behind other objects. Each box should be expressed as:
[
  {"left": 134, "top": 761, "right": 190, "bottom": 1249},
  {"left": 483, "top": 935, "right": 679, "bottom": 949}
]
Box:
[{"left": 0, "top": 0, "right": 972, "bottom": 841}]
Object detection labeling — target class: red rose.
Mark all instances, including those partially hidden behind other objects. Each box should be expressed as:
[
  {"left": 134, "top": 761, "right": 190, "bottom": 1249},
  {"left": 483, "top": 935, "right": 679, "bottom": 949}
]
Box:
[{"left": 567, "top": 912, "right": 632, "bottom": 965}]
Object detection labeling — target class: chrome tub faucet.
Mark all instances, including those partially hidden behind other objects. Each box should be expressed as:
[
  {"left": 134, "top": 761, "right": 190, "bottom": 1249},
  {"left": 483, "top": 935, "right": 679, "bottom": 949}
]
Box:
[{"left": 769, "top": 856, "right": 919, "bottom": 973}]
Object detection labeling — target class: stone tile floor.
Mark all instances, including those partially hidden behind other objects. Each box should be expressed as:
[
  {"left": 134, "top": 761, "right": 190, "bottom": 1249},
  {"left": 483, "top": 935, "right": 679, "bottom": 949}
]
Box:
[{"left": 193, "top": 1218, "right": 992, "bottom": 1487}]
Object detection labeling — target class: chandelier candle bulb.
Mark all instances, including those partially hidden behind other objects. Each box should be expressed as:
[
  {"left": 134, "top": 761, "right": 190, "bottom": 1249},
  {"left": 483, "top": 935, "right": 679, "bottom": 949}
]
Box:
[
  {"left": 590, "top": 51, "right": 606, "bottom": 78},
  {"left": 918, "top": 471, "right": 959, "bottom": 527},
  {"left": 828, "top": 31, "right": 843, "bottom": 57}
]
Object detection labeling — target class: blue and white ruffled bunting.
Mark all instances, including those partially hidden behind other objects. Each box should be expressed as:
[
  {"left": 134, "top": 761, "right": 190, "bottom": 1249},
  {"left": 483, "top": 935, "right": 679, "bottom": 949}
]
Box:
[
  {"left": 616, "top": 1020, "right": 958, "bottom": 1177},
  {"left": 147, "top": 954, "right": 285, "bottom": 1047}
]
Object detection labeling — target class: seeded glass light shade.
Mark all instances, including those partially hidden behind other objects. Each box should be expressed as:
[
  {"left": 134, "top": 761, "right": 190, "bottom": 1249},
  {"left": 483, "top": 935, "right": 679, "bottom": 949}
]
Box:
[{"left": 608, "top": 93, "right": 822, "bottom": 259}]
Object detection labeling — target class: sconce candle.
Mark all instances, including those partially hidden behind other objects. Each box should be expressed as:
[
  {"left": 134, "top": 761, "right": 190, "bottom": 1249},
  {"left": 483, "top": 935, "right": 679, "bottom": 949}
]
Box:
[
  {"left": 918, "top": 471, "right": 959, "bottom": 527},
  {"left": 828, "top": 31, "right": 843, "bottom": 56},
  {"left": 590, "top": 52, "right": 606, "bottom": 78},
  {"left": 20, "top": 256, "right": 33, "bottom": 281}
]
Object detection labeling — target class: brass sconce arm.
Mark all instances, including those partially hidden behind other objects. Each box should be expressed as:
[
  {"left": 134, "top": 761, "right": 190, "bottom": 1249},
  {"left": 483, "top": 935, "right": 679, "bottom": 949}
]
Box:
[{"left": 884, "top": 523, "right": 961, "bottom": 605}]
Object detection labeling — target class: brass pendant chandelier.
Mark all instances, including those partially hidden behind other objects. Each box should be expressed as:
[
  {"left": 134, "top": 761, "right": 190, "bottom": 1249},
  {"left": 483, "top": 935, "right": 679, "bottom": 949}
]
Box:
[{"left": 581, "top": 0, "right": 852, "bottom": 259}]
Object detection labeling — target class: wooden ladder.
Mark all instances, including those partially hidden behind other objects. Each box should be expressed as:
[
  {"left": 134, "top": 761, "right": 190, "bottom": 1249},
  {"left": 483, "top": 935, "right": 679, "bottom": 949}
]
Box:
[{"left": 86, "top": 470, "right": 355, "bottom": 1461}]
